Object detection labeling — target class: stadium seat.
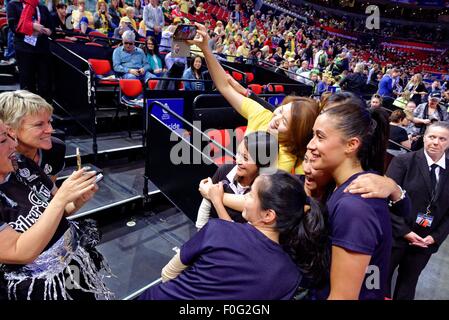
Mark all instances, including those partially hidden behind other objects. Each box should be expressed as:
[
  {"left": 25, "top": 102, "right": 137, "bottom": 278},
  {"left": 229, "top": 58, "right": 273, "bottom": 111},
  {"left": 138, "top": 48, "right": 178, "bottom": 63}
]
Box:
[
  {"left": 267, "top": 84, "right": 285, "bottom": 93},
  {"left": 88, "top": 59, "right": 118, "bottom": 85},
  {"left": 245, "top": 72, "right": 255, "bottom": 83},
  {"left": 148, "top": 79, "right": 159, "bottom": 90},
  {"left": 235, "top": 126, "right": 247, "bottom": 145},
  {"left": 119, "top": 79, "right": 143, "bottom": 137},
  {"left": 232, "top": 71, "right": 243, "bottom": 82},
  {"left": 85, "top": 42, "right": 103, "bottom": 47},
  {"left": 206, "top": 129, "right": 231, "bottom": 156},
  {"left": 89, "top": 30, "right": 108, "bottom": 38},
  {"left": 248, "top": 84, "right": 263, "bottom": 95}
]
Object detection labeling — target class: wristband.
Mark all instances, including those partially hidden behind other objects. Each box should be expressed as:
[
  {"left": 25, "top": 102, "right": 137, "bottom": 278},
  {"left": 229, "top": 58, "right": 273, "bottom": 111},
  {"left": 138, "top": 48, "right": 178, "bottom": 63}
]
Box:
[{"left": 388, "top": 184, "right": 406, "bottom": 207}]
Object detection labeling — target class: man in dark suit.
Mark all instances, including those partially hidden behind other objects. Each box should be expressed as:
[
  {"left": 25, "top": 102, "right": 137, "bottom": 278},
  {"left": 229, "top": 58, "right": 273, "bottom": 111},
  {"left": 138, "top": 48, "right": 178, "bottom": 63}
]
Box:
[{"left": 386, "top": 121, "right": 449, "bottom": 300}]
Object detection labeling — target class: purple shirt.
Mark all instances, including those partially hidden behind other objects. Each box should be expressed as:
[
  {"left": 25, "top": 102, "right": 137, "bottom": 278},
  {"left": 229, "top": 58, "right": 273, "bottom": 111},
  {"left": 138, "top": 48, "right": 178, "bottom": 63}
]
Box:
[
  {"left": 141, "top": 219, "right": 301, "bottom": 300},
  {"left": 326, "top": 172, "right": 392, "bottom": 300}
]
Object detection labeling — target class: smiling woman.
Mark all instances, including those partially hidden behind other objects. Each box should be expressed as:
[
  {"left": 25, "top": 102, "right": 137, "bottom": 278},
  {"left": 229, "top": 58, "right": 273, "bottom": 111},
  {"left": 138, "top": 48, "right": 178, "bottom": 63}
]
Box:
[
  {"left": 0, "top": 90, "right": 66, "bottom": 182},
  {"left": 0, "top": 118, "right": 112, "bottom": 300},
  {"left": 307, "top": 92, "right": 392, "bottom": 300}
]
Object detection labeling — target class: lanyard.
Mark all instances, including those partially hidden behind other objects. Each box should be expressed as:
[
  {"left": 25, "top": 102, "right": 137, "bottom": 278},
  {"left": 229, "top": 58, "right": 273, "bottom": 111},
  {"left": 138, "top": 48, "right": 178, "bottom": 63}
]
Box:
[
  {"left": 425, "top": 182, "right": 439, "bottom": 216},
  {"left": 22, "top": 3, "right": 41, "bottom": 24}
]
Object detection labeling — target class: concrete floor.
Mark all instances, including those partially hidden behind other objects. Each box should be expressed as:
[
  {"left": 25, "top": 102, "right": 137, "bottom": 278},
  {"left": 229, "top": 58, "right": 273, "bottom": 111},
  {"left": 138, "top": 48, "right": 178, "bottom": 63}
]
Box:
[{"left": 415, "top": 238, "right": 449, "bottom": 300}]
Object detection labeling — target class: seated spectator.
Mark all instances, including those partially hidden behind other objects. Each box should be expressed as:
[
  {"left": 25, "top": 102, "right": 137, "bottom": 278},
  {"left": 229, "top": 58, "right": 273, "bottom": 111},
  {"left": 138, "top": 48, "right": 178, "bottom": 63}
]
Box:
[
  {"left": 79, "top": 16, "right": 94, "bottom": 34},
  {"left": 94, "top": 0, "right": 113, "bottom": 36},
  {"left": 125, "top": 6, "right": 138, "bottom": 31},
  {"left": 51, "top": 3, "right": 72, "bottom": 31},
  {"left": 213, "top": 44, "right": 227, "bottom": 61},
  {"left": 388, "top": 110, "right": 411, "bottom": 152},
  {"left": 296, "top": 60, "right": 309, "bottom": 75},
  {"left": 224, "top": 42, "right": 238, "bottom": 63},
  {"left": 369, "top": 93, "right": 383, "bottom": 110},
  {"left": 117, "top": 0, "right": 128, "bottom": 16},
  {"left": 164, "top": 44, "right": 187, "bottom": 71},
  {"left": 139, "top": 171, "right": 328, "bottom": 300},
  {"left": 71, "top": 0, "right": 94, "bottom": 30},
  {"left": 430, "top": 80, "right": 442, "bottom": 94},
  {"left": 196, "top": 131, "right": 277, "bottom": 229},
  {"left": 0, "top": 91, "right": 66, "bottom": 182},
  {"left": 108, "top": 0, "right": 121, "bottom": 29},
  {"left": 196, "top": 2, "right": 206, "bottom": 15},
  {"left": 113, "top": 16, "right": 140, "bottom": 39},
  {"left": 182, "top": 55, "right": 205, "bottom": 91},
  {"left": 161, "top": 0, "right": 172, "bottom": 24},
  {"left": 156, "top": 61, "right": 185, "bottom": 90},
  {"left": 112, "top": 30, "right": 154, "bottom": 84},
  {"left": 144, "top": 36, "right": 166, "bottom": 77},
  {"left": 441, "top": 88, "right": 449, "bottom": 110},
  {"left": 133, "top": 0, "right": 144, "bottom": 22}
]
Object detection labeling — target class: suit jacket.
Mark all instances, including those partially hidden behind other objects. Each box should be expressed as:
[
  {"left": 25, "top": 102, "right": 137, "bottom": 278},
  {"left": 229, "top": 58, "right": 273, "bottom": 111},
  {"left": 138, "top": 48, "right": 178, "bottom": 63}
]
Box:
[{"left": 386, "top": 149, "right": 449, "bottom": 253}]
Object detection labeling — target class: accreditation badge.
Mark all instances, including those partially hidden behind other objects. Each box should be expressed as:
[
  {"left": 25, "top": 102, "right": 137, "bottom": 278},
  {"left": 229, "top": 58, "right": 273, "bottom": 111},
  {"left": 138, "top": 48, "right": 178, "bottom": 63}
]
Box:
[{"left": 416, "top": 213, "right": 434, "bottom": 228}]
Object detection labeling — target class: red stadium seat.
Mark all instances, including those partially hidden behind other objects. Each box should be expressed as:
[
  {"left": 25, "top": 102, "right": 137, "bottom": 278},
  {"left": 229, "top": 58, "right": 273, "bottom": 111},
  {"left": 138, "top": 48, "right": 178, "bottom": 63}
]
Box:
[
  {"left": 148, "top": 79, "right": 159, "bottom": 90},
  {"left": 245, "top": 72, "right": 255, "bottom": 83},
  {"left": 89, "top": 30, "right": 108, "bottom": 38},
  {"left": 85, "top": 42, "right": 103, "bottom": 47},
  {"left": 232, "top": 71, "right": 243, "bottom": 82},
  {"left": 119, "top": 79, "right": 142, "bottom": 99},
  {"left": 88, "top": 59, "right": 118, "bottom": 85},
  {"left": 235, "top": 126, "right": 247, "bottom": 145},
  {"left": 248, "top": 84, "right": 263, "bottom": 95},
  {"left": 267, "top": 84, "right": 285, "bottom": 93},
  {"left": 207, "top": 129, "right": 231, "bottom": 155},
  {"left": 119, "top": 79, "right": 144, "bottom": 137}
]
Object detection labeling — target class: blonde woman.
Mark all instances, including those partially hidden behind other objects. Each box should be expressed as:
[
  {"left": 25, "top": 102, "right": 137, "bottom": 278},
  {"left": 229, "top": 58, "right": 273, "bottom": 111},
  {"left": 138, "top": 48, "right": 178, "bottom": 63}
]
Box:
[
  {"left": 0, "top": 91, "right": 65, "bottom": 182},
  {"left": 0, "top": 95, "right": 111, "bottom": 300}
]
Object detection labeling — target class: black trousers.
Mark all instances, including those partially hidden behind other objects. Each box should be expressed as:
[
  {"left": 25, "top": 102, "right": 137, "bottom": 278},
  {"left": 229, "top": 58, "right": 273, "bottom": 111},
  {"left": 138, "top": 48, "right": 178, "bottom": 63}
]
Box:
[
  {"left": 15, "top": 49, "right": 52, "bottom": 103},
  {"left": 387, "top": 244, "right": 432, "bottom": 300}
]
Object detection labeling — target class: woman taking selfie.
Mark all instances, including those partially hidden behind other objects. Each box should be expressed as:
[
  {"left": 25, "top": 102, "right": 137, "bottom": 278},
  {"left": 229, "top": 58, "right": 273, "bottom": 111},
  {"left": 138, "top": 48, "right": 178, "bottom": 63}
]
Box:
[{"left": 189, "top": 23, "right": 319, "bottom": 174}]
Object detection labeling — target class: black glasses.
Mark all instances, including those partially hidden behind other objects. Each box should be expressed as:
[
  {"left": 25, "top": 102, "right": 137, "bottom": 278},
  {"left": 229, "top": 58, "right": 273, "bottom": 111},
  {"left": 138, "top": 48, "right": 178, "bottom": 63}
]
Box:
[{"left": 124, "top": 42, "right": 134, "bottom": 45}]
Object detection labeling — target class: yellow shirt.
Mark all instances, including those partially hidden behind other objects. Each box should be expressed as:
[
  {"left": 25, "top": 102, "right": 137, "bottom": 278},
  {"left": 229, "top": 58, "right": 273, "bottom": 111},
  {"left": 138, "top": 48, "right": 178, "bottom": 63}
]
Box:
[
  {"left": 180, "top": 0, "right": 190, "bottom": 14},
  {"left": 240, "top": 97, "right": 303, "bottom": 174}
]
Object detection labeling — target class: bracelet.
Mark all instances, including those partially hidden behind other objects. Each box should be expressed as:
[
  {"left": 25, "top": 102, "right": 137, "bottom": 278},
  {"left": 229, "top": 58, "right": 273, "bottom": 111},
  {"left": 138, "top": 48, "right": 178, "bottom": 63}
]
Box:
[{"left": 388, "top": 184, "right": 406, "bottom": 207}]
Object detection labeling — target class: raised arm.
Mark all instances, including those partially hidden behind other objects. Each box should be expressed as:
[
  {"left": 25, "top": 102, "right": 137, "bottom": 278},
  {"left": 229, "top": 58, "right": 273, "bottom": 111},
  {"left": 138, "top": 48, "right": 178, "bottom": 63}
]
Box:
[{"left": 188, "top": 23, "right": 245, "bottom": 116}]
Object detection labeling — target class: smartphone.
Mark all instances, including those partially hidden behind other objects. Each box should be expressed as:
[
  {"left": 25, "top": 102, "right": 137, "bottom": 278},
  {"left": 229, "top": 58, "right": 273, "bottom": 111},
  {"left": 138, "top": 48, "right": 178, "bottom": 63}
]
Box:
[
  {"left": 95, "top": 173, "right": 104, "bottom": 184},
  {"left": 173, "top": 24, "right": 197, "bottom": 41}
]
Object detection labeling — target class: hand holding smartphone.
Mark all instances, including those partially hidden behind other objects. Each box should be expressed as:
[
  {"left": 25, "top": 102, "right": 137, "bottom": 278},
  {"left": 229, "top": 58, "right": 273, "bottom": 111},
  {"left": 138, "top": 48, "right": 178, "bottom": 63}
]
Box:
[
  {"left": 173, "top": 24, "right": 197, "bottom": 41},
  {"left": 76, "top": 148, "right": 104, "bottom": 183}
]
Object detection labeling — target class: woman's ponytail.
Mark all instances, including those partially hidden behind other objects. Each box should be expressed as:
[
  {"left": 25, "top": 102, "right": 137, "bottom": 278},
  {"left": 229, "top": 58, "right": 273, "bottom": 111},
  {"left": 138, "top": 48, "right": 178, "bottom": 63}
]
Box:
[
  {"left": 287, "top": 197, "right": 329, "bottom": 286},
  {"left": 258, "top": 172, "right": 329, "bottom": 286}
]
